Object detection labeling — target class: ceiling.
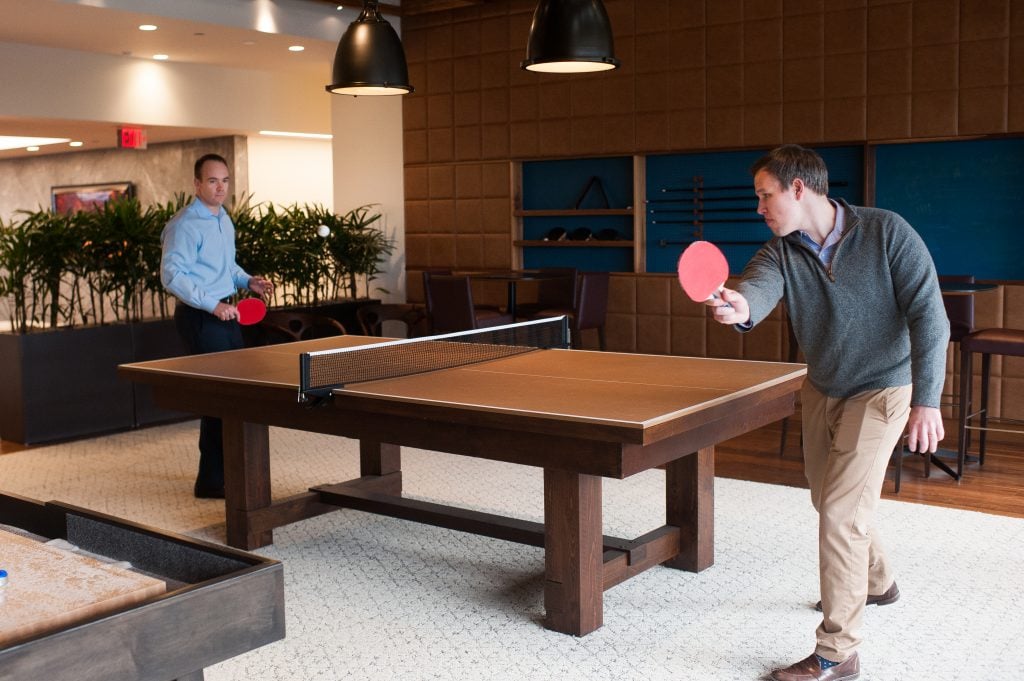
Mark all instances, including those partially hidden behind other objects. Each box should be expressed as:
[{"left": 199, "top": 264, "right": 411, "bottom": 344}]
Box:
[{"left": 0, "top": 0, "right": 426, "bottom": 160}]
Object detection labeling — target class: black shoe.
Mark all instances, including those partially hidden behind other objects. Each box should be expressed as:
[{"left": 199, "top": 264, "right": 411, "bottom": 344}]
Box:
[
  {"left": 815, "top": 581, "right": 900, "bottom": 612},
  {"left": 193, "top": 481, "right": 225, "bottom": 499}
]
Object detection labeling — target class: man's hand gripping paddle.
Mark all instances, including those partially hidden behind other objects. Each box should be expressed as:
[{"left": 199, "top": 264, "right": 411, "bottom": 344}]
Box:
[
  {"left": 236, "top": 298, "right": 267, "bottom": 325},
  {"left": 677, "top": 240, "right": 731, "bottom": 308}
]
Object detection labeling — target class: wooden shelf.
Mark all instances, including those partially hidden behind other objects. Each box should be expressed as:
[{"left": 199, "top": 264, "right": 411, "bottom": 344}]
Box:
[
  {"left": 514, "top": 240, "right": 635, "bottom": 248},
  {"left": 514, "top": 208, "right": 634, "bottom": 217}
]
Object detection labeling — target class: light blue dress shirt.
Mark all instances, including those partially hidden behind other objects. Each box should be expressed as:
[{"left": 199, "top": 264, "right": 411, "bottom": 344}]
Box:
[{"left": 161, "top": 198, "right": 252, "bottom": 313}]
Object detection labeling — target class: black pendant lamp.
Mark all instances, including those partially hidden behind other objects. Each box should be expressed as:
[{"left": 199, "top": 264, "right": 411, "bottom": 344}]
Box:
[
  {"left": 521, "top": 0, "right": 620, "bottom": 73},
  {"left": 326, "top": 0, "right": 413, "bottom": 96}
]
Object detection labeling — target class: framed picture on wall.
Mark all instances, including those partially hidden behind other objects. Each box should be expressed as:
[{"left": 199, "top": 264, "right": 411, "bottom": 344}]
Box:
[{"left": 51, "top": 181, "right": 134, "bottom": 214}]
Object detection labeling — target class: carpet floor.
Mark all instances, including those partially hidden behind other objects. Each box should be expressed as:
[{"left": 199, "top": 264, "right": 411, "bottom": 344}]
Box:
[{"left": 1, "top": 421, "right": 1020, "bottom": 680}]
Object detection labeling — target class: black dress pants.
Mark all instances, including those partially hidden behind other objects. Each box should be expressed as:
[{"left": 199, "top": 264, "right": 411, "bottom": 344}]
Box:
[{"left": 173, "top": 303, "right": 244, "bottom": 489}]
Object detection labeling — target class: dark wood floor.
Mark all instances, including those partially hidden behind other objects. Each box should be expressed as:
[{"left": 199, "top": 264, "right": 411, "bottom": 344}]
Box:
[
  {"left": 717, "top": 415, "right": 1024, "bottom": 519},
  {"left": 3, "top": 417, "right": 1022, "bottom": 518}
]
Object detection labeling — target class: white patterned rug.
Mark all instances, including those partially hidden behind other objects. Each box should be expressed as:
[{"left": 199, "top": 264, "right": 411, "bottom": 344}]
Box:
[{"left": 1, "top": 421, "right": 1021, "bottom": 681}]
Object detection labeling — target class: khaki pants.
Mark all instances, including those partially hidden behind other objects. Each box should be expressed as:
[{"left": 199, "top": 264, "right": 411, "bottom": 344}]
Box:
[{"left": 801, "top": 382, "right": 911, "bottom": 661}]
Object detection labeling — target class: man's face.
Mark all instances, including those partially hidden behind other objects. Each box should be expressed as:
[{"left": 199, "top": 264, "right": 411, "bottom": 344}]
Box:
[
  {"left": 754, "top": 169, "right": 801, "bottom": 237},
  {"left": 194, "top": 160, "right": 230, "bottom": 211}
]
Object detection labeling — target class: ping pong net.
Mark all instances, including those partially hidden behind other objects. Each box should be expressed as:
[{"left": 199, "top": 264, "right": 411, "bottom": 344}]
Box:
[{"left": 298, "top": 316, "right": 570, "bottom": 405}]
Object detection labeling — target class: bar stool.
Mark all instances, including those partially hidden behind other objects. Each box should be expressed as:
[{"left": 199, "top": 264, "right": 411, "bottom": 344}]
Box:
[{"left": 958, "top": 328, "right": 1024, "bottom": 477}]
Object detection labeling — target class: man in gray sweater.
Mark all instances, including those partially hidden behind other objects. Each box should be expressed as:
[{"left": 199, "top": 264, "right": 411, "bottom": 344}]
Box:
[{"left": 707, "top": 145, "right": 949, "bottom": 681}]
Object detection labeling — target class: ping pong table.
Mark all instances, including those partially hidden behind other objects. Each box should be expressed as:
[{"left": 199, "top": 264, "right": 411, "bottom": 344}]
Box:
[{"left": 119, "top": 321, "right": 804, "bottom": 636}]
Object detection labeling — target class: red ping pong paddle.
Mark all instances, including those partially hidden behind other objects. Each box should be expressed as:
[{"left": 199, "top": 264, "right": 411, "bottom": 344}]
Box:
[
  {"left": 236, "top": 298, "right": 267, "bottom": 326},
  {"left": 677, "top": 241, "right": 731, "bottom": 306}
]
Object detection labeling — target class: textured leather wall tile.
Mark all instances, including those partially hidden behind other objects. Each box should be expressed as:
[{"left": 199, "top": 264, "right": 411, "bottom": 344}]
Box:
[
  {"left": 404, "top": 130, "right": 428, "bottom": 164},
  {"left": 824, "top": 7, "right": 867, "bottom": 55},
  {"left": 428, "top": 94, "right": 453, "bottom": 129},
  {"left": 744, "top": 18, "right": 784, "bottom": 63},
  {"left": 746, "top": 0, "right": 784, "bottom": 21},
  {"left": 667, "top": 68, "right": 707, "bottom": 110},
  {"left": 959, "top": 85, "right": 1009, "bottom": 133},
  {"left": 509, "top": 121, "right": 539, "bottom": 158},
  {"left": 960, "top": 0, "right": 1010, "bottom": 41},
  {"left": 454, "top": 92, "right": 481, "bottom": 127},
  {"left": 867, "top": 2, "right": 912, "bottom": 50},
  {"left": 745, "top": 61, "right": 783, "bottom": 103},
  {"left": 913, "top": 44, "right": 958, "bottom": 91},
  {"left": 430, "top": 235, "right": 457, "bottom": 268},
  {"left": 482, "top": 234, "right": 511, "bottom": 269},
  {"left": 785, "top": 0, "right": 827, "bottom": 17},
  {"left": 404, "top": 236, "right": 430, "bottom": 270},
  {"left": 744, "top": 103, "right": 784, "bottom": 146},
  {"left": 911, "top": 90, "right": 958, "bottom": 137},
  {"left": 479, "top": 16, "right": 509, "bottom": 53},
  {"left": 603, "top": 114, "right": 637, "bottom": 153},
  {"left": 454, "top": 198, "right": 481, "bottom": 232},
  {"left": 913, "top": 0, "right": 959, "bottom": 45},
  {"left": 636, "top": 112, "right": 671, "bottom": 152},
  {"left": 670, "top": 27, "right": 707, "bottom": 66},
  {"left": 405, "top": 201, "right": 430, "bottom": 233},
  {"left": 637, "top": 276, "right": 671, "bottom": 315},
  {"left": 454, "top": 56, "right": 481, "bottom": 92},
  {"left": 481, "top": 198, "right": 510, "bottom": 233},
  {"left": 479, "top": 53, "right": 509, "bottom": 89},
  {"left": 783, "top": 100, "right": 825, "bottom": 142},
  {"left": 404, "top": 95, "right": 427, "bottom": 130},
  {"left": 571, "top": 118, "right": 604, "bottom": 155},
  {"left": 426, "top": 24, "right": 454, "bottom": 61},
  {"left": 823, "top": 96, "right": 866, "bottom": 140},
  {"left": 637, "top": 315, "right": 672, "bottom": 355},
  {"left": 429, "top": 165, "right": 455, "bottom": 198},
  {"left": 783, "top": 13, "right": 824, "bottom": 59},
  {"left": 707, "top": 22, "right": 745, "bottom": 65},
  {"left": 455, "top": 235, "right": 484, "bottom": 268},
  {"left": 604, "top": 75, "right": 637, "bottom": 115},
  {"left": 481, "top": 89, "right": 509, "bottom": 124},
  {"left": 825, "top": 53, "right": 866, "bottom": 97},
  {"left": 480, "top": 124, "right": 510, "bottom": 159},
  {"left": 571, "top": 80, "right": 604, "bottom": 116},
  {"left": 539, "top": 119, "right": 572, "bottom": 156},
  {"left": 428, "top": 59, "right": 453, "bottom": 94},
  {"left": 1009, "top": 84, "right": 1024, "bottom": 130},
  {"left": 608, "top": 275, "right": 636, "bottom": 314},
  {"left": 406, "top": 167, "right": 429, "bottom": 200},
  {"left": 784, "top": 57, "right": 825, "bottom": 101},
  {"left": 540, "top": 81, "right": 572, "bottom": 118},
  {"left": 605, "top": 313, "right": 637, "bottom": 353},
  {"left": 636, "top": 73, "right": 670, "bottom": 112},
  {"left": 428, "top": 128, "right": 453, "bottom": 162},
  {"left": 671, "top": 315, "right": 707, "bottom": 358},
  {"left": 509, "top": 85, "right": 538, "bottom": 121},
  {"left": 635, "top": 30, "right": 670, "bottom": 74},
  {"left": 868, "top": 49, "right": 911, "bottom": 95},
  {"left": 668, "top": 108, "right": 708, "bottom": 149},
  {"left": 743, "top": 318, "right": 783, "bottom": 361},
  {"left": 707, "top": 106, "right": 745, "bottom": 147},
  {"left": 709, "top": 0, "right": 744, "bottom": 25},
  {"left": 708, "top": 64, "right": 745, "bottom": 106},
  {"left": 867, "top": 93, "right": 911, "bottom": 139},
  {"left": 428, "top": 199, "right": 455, "bottom": 230},
  {"left": 959, "top": 39, "right": 1009, "bottom": 88},
  {"left": 482, "top": 163, "right": 509, "bottom": 196}
]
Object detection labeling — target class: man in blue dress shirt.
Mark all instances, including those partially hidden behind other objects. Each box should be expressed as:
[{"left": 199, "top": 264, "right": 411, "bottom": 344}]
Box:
[{"left": 161, "top": 153, "right": 273, "bottom": 499}]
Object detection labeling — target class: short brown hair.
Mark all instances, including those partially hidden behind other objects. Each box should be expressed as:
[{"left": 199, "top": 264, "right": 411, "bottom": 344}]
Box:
[
  {"left": 750, "top": 144, "right": 829, "bottom": 195},
  {"left": 194, "top": 153, "right": 228, "bottom": 180}
]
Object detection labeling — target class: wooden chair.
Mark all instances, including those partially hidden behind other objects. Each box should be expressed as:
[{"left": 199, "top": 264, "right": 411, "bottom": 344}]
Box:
[
  {"left": 356, "top": 303, "right": 427, "bottom": 338},
  {"left": 424, "top": 274, "right": 513, "bottom": 334},
  {"left": 258, "top": 311, "right": 347, "bottom": 344}
]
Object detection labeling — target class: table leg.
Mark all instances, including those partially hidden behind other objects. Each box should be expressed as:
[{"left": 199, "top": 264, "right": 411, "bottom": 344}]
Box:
[
  {"left": 663, "top": 446, "right": 714, "bottom": 572},
  {"left": 222, "top": 418, "right": 272, "bottom": 550},
  {"left": 543, "top": 468, "right": 602, "bottom": 635},
  {"left": 360, "top": 441, "right": 402, "bottom": 495}
]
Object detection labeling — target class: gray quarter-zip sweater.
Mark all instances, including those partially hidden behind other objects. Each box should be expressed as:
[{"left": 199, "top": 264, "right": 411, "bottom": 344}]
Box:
[{"left": 736, "top": 200, "right": 950, "bottom": 408}]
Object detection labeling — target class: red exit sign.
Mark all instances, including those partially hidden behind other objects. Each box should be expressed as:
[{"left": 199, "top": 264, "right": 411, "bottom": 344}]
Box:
[{"left": 117, "top": 127, "right": 148, "bottom": 149}]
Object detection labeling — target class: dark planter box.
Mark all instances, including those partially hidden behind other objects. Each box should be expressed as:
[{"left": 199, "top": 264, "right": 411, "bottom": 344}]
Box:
[
  {"left": 0, "top": 324, "right": 135, "bottom": 444},
  {"left": 129, "top": 318, "right": 188, "bottom": 428}
]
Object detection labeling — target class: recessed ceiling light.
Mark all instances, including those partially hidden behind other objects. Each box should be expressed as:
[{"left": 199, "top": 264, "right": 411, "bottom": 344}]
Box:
[
  {"left": 153, "top": 54, "right": 169, "bottom": 60},
  {"left": 288, "top": 45, "right": 305, "bottom": 52},
  {"left": 26, "top": 146, "right": 39, "bottom": 152},
  {"left": 138, "top": 24, "right": 157, "bottom": 31},
  {"left": 336, "top": 5, "right": 344, "bottom": 10},
  {"left": 0, "top": 136, "right": 70, "bottom": 151},
  {"left": 69, "top": 141, "right": 84, "bottom": 147},
  {"left": 259, "top": 130, "right": 333, "bottom": 140}
]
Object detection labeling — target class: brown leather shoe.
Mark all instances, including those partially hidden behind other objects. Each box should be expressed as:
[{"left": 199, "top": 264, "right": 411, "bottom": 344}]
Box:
[
  {"left": 815, "top": 581, "right": 899, "bottom": 612},
  {"left": 771, "top": 652, "right": 860, "bottom": 681}
]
